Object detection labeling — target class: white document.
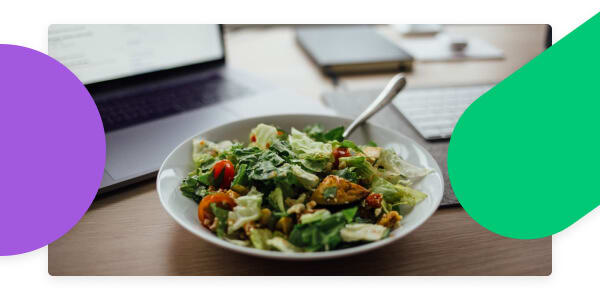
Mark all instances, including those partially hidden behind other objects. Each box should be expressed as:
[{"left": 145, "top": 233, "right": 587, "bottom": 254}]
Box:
[{"left": 400, "top": 34, "right": 504, "bottom": 62}]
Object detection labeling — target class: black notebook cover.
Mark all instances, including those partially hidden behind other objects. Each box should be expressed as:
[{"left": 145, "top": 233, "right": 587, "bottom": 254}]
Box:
[{"left": 296, "top": 26, "right": 413, "bottom": 75}]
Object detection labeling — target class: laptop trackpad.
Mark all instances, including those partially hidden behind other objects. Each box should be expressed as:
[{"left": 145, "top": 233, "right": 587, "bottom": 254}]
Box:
[{"left": 104, "top": 105, "right": 237, "bottom": 181}]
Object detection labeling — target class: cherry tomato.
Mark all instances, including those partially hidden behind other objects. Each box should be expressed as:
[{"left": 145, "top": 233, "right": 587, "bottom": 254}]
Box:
[
  {"left": 213, "top": 159, "right": 235, "bottom": 189},
  {"left": 365, "top": 193, "right": 383, "bottom": 208},
  {"left": 197, "top": 192, "right": 236, "bottom": 228},
  {"left": 333, "top": 147, "right": 351, "bottom": 169}
]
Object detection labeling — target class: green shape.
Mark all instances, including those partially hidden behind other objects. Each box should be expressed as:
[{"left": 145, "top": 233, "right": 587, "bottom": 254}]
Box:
[{"left": 448, "top": 13, "right": 600, "bottom": 239}]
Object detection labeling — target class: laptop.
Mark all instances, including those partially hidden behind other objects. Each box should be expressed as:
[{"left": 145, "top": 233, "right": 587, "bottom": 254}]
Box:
[{"left": 48, "top": 24, "right": 329, "bottom": 193}]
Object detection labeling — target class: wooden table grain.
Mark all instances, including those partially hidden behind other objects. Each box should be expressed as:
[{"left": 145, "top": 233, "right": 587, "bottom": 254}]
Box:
[{"left": 49, "top": 25, "right": 552, "bottom": 276}]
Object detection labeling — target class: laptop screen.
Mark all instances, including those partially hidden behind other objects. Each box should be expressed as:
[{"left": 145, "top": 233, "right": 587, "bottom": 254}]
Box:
[{"left": 48, "top": 25, "right": 223, "bottom": 85}]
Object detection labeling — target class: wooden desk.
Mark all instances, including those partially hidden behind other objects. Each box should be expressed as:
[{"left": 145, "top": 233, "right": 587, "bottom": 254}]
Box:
[{"left": 49, "top": 25, "right": 551, "bottom": 276}]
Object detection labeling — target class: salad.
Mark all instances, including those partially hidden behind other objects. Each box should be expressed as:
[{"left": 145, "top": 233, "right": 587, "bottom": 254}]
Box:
[{"left": 180, "top": 123, "right": 431, "bottom": 252}]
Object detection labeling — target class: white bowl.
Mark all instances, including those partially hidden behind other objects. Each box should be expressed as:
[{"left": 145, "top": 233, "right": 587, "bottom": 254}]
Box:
[{"left": 157, "top": 114, "right": 444, "bottom": 260}]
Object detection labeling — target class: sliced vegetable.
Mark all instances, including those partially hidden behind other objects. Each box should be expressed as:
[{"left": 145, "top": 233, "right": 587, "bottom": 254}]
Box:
[{"left": 198, "top": 192, "right": 237, "bottom": 228}]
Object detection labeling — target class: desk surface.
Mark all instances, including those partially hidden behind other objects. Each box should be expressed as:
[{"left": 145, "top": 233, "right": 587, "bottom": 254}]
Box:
[{"left": 49, "top": 25, "right": 551, "bottom": 276}]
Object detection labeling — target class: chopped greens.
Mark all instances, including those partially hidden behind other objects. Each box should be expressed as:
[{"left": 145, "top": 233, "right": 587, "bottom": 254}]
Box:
[
  {"left": 179, "top": 123, "right": 431, "bottom": 253},
  {"left": 323, "top": 186, "right": 338, "bottom": 200}
]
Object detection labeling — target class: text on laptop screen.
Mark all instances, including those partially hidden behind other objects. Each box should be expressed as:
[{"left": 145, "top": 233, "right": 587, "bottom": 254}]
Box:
[{"left": 48, "top": 25, "right": 223, "bottom": 85}]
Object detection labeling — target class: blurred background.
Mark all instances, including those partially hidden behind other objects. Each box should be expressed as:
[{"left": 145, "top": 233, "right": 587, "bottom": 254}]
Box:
[{"left": 224, "top": 24, "right": 548, "bottom": 98}]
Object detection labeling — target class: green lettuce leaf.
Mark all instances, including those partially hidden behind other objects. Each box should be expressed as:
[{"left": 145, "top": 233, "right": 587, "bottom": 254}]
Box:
[
  {"left": 340, "top": 223, "right": 389, "bottom": 242},
  {"left": 299, "top": 209, "right": 331, "bottom": 224},
  {"left": 334, "top": 167, "right": 359, "bottom": 183},
  {"left": 266, "top": 237, "right": 303, "bottom": 252},
  {"left": 249, "top": 228, "right": 273, "bottom": 250},
  {"left": 376, "top": 148, "right": 431, "bottom": 185},
  {"left": 269, "top": 139, "right": 295, "bottom": 161},
  {"left": 338, "top": 156, "right": 377, "bottom": 183},
  {"left": 227, "top": 187, "right": 263, "bottom": 234},
  {"left": 290, "top": 206, "right": 358, "bottom": 251},
  {"left": 192, "top": 138, "right": 232, "bottom": 165},
  {"left": 290, "top": 164, "right": 319, "bottom": 190},
  {"left": 249, "top": 123, "right": 278, "bottom": 150},
  {"left": 370, "top": 177, "right": 427, "bottom": 213},
  {"left": 333, "top": 140, "right": 364, "bottom": 154},
  {"left": 288, "top": 128, "right": 333, "bottom": 172}
]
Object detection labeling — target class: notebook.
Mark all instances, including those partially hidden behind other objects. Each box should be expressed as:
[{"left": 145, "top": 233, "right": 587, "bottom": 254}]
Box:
[{"left": 296, "top": 26, "right": 414, "bottom": 75}]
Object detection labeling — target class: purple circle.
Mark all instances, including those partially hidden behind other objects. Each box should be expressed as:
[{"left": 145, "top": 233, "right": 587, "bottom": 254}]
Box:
[{"left": 0, "top": 44, "right": 105, "bottom": 256}]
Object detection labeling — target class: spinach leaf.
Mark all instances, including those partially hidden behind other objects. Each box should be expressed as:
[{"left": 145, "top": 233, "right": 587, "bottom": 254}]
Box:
[
  {"left": 303, "top": 124, "right": 344, "bottom": 143},
  {"left": 339, "top": 156, "right": 377, "bottom": 182},
  {"left": 334, "top": 167, "right": 358, "bottom": 183},
  {"left": 315, "top": 213, "right": 346, "bottom": 250},
  {"left": 196, "top": 156, "right": 217, "bottom": 172},
  {"left": 248, "top": 160, "right": 278, "bottom": 181},
  {"left": 340, "top": 206, "right": 358, "bottom": 223},
  {"left": 269, "top": 139, "right": 295, "bottom": 161},
  {"left": 258, "top": 150, "right": 285, "bottom": 166},
  {"left": 179, "top": 183, "right": 199, "bottom": 201},
  {"left": 268, "top": 186, "right": 286, "bottom": 213},
  {"left": 340, "top": 140, "right": 364, "bottom": 154},
  {"left": 323, "top": 126, "right": 344, "bottom": 142},
  {"left": 231, "top": 163, "right": 249, "bottom": 188},
  {"left": 180, "top": 170, "right": 213, "bottom": 202},
  {"left": 272, "top": 164, "right": 300, "bottom": 198},
  {"left": 288, "top": 207, "right": 358, "bottom": 251},
  {"left": 231, "top": 146, "right": 262, "bottom": 166},
  {"left": 323, "top": 186, "right": 338, "bottom": 200}
]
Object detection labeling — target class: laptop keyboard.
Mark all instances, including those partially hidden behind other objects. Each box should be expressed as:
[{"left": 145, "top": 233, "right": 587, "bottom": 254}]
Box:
[
  {"left": 392, "top": 84, "right": 494, "bottom": 139},
  {"left": 96, "top": 74, "right": 250, "bottom": 132}
]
